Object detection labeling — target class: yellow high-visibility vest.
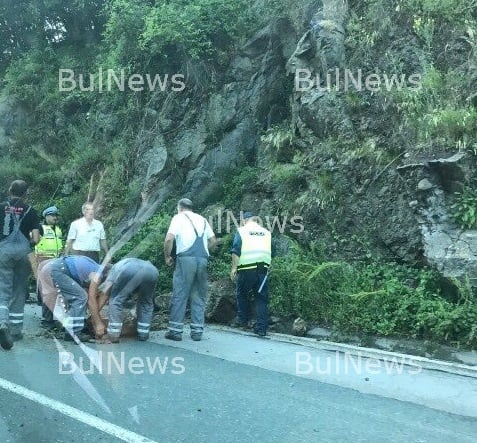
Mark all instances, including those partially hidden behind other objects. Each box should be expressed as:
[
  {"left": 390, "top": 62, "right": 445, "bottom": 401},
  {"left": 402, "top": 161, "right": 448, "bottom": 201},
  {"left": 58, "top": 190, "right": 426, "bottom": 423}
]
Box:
[
  {"left": 35, "top": 224, "right": 63, "bottom": 257},
  {"left": 237, "top": 223, "right": 271, "bottom": 270}
]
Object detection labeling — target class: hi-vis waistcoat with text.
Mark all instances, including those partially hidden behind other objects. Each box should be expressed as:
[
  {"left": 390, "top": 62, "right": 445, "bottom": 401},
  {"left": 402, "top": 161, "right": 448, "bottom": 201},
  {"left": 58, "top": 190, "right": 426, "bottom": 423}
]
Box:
[
  {"left": 237, "top": 223, "right": 271, "bottom": 271},
  {"left": 35, "top": 225, "right": 63, "bottom": 257}
]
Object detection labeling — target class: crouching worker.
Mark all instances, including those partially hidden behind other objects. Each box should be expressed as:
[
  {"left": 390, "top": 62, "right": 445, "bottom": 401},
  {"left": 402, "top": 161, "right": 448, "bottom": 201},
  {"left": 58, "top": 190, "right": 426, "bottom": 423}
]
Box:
[
  {"left": 38, "top": 255, "right": 107, "bottom": 343},
  {"left": 93, "top": 258, "right": 159, "bottom": 344}
]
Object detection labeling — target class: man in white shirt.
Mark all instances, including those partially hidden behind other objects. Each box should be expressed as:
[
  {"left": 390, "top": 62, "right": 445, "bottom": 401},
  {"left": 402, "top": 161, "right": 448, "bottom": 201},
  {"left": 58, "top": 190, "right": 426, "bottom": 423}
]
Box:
[
  {"left": 163, "top": 198, "right": 216, "bottom": 341},
  {"left": 64, "top": 202, "right": 108, "bottom": 263}
]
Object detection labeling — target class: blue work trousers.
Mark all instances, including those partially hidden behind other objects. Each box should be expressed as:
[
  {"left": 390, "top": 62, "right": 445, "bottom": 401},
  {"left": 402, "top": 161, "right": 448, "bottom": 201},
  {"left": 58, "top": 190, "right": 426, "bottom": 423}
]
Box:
[
  {"left": 107, "top": 260, "right": 158, "bottom": 339},
  {"left": 48, "top": 259, "right": 87, "bottom": 334},
  {"left": 0, "top": 253, "right": 31, "bottom": 334},
  {"left": 168, "top": 256, "right": 208, "bottom": 336}
]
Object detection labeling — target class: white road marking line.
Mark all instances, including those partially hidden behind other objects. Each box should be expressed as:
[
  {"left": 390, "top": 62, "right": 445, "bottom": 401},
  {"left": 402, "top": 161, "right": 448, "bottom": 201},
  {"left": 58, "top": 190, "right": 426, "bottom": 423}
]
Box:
[{"left": 0, "top": 377, "right": 158, "bottom": 443}]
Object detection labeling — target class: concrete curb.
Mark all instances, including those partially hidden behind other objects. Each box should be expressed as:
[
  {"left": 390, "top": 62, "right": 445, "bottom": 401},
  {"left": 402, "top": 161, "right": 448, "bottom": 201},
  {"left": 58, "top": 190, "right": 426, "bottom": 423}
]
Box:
[{"left": 208, "top": 325, "right": 477, "bottom": 379}]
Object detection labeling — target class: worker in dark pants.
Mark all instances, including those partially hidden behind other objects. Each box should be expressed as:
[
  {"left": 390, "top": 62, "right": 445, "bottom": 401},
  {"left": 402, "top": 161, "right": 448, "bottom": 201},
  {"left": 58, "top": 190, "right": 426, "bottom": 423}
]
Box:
[
  {"left": 230, "top": 211, "right": 271, "bottom": 337},
  {"left": 94, "top": 258, "right": 159, "bottom": 344}
]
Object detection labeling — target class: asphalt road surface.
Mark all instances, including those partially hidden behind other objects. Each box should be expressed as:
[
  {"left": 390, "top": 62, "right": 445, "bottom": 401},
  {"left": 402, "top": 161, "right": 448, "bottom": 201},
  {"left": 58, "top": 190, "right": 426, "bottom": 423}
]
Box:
[{"left": 0, "top": 305, "right": 476, "bottom": 443}]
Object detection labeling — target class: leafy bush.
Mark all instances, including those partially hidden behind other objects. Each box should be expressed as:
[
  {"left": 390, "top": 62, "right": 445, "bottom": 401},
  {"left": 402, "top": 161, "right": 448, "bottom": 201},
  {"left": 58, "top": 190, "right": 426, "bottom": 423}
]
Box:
[
  {"left": 269, "top": 246, "right": 477, "bottom": 347},
  {"left": 451, "top": 188, "right": 477, "bottom": 229},
  {"left": 261, "top": 124, "right": 295, "bottom": 161},
  {"left": 294, "top": 170, "right": 338, "bottom": 212},
  {"left": 220, "top": 166, "right": 261, "bottom": 210},
  {"left": 268, "top": 163, "right": 306, "bottom": 194},
  {"left": 140, "top": 0, "right": 254, "bottom": 62},
  {"left": 420, "top": 107, "right": 477, "bottom": 143},
  {"left": 208, "top": 232, "right": 235, "bottom": 280},
  {"left": 400, "top": 0, "right": 475, "bottom": 22}
]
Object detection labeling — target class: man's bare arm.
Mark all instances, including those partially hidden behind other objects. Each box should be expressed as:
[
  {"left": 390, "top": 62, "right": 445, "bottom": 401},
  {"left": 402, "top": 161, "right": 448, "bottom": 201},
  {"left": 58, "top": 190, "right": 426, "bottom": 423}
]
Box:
[
  {"left": 164, "top": 233, "right": 175, "bottom": 267},
  {"left": 87, "top": 274, "right": 106, "bottom": 338}
]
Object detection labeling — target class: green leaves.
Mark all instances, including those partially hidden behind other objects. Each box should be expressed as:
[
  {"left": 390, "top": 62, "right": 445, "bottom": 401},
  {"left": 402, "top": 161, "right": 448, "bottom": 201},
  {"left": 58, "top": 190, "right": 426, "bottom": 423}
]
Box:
[
  {"left": 140, "top": 0, "right": 252, "bottom": 62},
  {"left": 270, "top": 252, "right": 477, "bottom": 346},
  {"left": 451, "top": 188, "right": 477, "bottom": 229}
]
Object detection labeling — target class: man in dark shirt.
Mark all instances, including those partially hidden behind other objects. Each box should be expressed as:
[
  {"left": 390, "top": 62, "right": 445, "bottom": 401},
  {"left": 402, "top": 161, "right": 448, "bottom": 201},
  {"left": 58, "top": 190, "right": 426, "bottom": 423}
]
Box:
[{"left": 0, "top": 180, "right": 40, "bottom": 350}]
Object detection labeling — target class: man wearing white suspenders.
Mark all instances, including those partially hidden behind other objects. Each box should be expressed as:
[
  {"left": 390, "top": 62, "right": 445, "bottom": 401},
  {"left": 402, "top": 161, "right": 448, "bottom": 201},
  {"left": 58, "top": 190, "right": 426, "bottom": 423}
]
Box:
[{"left": 164, "top": 198, "right": 216, "bottom": 341}]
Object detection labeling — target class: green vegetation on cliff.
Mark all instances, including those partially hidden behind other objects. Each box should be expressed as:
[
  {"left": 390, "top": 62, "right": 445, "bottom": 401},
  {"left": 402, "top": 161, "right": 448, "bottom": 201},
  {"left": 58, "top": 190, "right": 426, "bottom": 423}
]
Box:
[{"left": 1, "top": 0, "right": 477, "bottom": 346}]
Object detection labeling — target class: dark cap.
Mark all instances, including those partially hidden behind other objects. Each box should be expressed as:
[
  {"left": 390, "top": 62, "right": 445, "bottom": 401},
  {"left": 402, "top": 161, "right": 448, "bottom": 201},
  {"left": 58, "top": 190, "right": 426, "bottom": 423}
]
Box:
[
  {"left": 242, "top": 211, "right": 255, "bottom": 219},
  {"left": 42, "top": 206, "right": 59, "bottom": 217}
]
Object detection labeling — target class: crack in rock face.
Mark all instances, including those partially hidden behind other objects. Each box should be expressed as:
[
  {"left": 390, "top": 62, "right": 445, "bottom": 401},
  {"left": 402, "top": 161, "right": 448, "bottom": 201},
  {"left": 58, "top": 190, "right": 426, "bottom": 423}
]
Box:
[{"left": 417, "top": 153, "right": 477, "bottom": 286}]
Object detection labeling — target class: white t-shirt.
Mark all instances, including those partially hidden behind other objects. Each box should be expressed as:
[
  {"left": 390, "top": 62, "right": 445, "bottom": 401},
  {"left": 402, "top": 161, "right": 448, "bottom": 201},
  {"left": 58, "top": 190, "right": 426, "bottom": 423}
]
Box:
[
  {"left": 67, "top": 217, "right": 106, "bottom": 252},
  {"left": 167, "top": 211, "right": 214, "bottom": 255}
]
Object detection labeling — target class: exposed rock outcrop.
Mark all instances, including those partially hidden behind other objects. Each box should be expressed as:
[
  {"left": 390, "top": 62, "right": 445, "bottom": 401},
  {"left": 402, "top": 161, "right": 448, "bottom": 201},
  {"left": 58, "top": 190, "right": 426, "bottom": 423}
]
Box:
[{"left": 402, "top": 152, "right": 477, "bottom": 286}]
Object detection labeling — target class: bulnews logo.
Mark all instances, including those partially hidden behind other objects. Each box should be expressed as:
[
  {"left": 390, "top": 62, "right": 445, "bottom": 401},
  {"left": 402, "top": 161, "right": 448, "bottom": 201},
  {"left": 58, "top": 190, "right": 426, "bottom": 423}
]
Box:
[
  {"left": 209, "top": 210, "right": 304, "bottom": 235},
  {"left": 295, "top": 351, "right": 422, "bottom": 376},
  {"left": 59, "top": 68, "right": 186, "bottom": 92},
  {"left": 59, "top": 351, "right": 186, "bottom": 376},
  {"left": 295, "top": 68, "right": 421, "bottom": 93}
]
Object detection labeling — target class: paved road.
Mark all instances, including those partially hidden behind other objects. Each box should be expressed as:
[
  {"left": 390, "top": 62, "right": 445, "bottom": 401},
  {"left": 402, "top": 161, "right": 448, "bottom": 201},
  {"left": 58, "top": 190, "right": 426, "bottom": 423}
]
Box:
[{"left": 0, "top": 306, "right": 476, "bottom": 443}]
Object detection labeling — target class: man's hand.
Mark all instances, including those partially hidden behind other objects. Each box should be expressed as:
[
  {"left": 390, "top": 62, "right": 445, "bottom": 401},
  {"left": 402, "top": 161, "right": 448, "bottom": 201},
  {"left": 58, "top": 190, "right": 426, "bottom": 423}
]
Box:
[
  {"left": 231, "top": 253, "right": 239, "bottom": 281},
  {"left": 165, "top": 256, "right": 174, "bottom": 267},
  {"left": 93, "top": 320, "right": 106, "bottom": 339}
]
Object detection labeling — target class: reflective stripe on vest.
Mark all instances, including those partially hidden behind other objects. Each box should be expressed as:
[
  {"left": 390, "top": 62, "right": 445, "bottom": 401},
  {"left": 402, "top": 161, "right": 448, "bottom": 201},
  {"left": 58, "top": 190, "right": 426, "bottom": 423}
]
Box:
[
  {"left": 35, "top": 225, "right": 63, "bottom": 256},
  {"left": 237, "top": 223, "right": 271, "bottom": 270}
]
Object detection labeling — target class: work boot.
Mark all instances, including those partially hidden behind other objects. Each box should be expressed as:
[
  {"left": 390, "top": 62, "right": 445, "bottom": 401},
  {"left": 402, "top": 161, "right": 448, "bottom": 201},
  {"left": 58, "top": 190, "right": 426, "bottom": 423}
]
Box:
[
  {"left": 137, "top": 334, "right": 149, "bottom": 342},
  {"left": 0, "top": 323, "right": 14, "bottom": 350},
  {"left": 165, "top": 331, "right": 182, "bottom": 341},
  {"left": 191, "top": 333, "right": 202, "bottom": 341},
  {"left": 253, "top": 328, "right": 267, "bottom": 337}
]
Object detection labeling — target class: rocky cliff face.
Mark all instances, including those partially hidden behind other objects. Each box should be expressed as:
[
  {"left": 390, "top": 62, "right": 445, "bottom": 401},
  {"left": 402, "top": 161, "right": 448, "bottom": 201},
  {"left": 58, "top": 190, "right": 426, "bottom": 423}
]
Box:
[
  {"left": 110, "top": 16, "right": 297, "bottom": 239},
  {"left": 142, "top": 20, "right": 295, "bottom": 197},
  {"left": 1, "top": 0, "right": 476, "bottom": 288},
  {"left": 399, "top": 152, "right": 477, "bottom": 286}
]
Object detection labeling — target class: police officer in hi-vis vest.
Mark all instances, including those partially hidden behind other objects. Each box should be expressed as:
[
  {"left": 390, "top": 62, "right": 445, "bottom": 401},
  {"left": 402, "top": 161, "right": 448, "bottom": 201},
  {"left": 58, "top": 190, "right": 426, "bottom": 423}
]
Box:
[
  {"left": 230, "top": 211, "right": 272, "bottom": 337},
  {"left": 34, "top": 206, "right": 63, "bottom": 328}
]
